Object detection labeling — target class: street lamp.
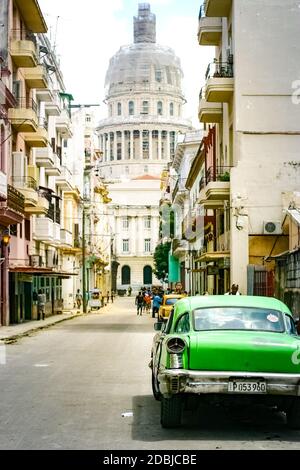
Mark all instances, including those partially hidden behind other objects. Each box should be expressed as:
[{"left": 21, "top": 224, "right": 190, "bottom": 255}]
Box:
[{"left": 1, "top": 230, "right": 11, "bottom": 247}]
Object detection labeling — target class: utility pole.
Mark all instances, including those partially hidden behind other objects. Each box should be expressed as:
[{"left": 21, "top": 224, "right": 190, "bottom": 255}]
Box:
[{"left": 82, "top": 203, "right": 87, "bottom": 313}]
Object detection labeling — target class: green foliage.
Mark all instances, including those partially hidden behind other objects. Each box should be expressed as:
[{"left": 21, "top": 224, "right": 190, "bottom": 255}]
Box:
[{"left": 153, "top": 242, "right": 171, "bottom": 281}]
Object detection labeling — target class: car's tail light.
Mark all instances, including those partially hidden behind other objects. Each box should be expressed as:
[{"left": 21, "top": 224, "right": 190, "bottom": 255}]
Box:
[{"left": 166, "top": 337, "right": 186, "bottom": 354}]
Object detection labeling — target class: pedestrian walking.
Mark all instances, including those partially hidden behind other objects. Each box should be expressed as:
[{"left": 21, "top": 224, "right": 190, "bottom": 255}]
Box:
[
  {"left": 128, "top": 286, "right": 132, "bottom": 297},
  {"left": 111, "top": 291, "right": 115, "bottom": 303},
  {"left": 75, "top": 289, "right": 82, "bottom": 309},
  {"left": 106, "top": 291, "right": 110, "bottom": 303},
  {"left": 135, "top": 291, "right": 144, "bottom": 316},
  {"left": 37, "top": 289, "right": 46, "bottom": 320},
  {"left": 152, "top": 293, "right": 162, "bottom": 319}
]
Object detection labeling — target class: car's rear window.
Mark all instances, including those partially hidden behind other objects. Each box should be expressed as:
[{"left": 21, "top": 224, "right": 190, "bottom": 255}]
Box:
[
  {"left": 193, "top": 307, "right": 285, "bottom": 332},
  {"left": 165, "top": 298, "right": 180, "bottom": 305}
]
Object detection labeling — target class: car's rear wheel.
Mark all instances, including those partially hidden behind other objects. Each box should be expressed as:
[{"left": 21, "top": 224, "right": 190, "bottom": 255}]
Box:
[
  {"left": 152, "top": 371, "right": 161, "bottom": 401},
  {"left": 286, "top": 398, "right": 300, "bottom": 429},
  {"left": 161, "top": 395, "right": 182, "bottom": 428}
]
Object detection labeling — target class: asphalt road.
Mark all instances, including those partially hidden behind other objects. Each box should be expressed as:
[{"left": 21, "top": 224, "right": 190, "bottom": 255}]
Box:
[{"left": 0, "top": 297, "right": 299, "bottom": 450}]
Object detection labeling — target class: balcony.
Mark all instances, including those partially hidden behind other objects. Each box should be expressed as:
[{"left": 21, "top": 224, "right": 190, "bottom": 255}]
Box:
[
  {"left": 204, "top": 0, "right": 232, "bottom": 17},
  {"left": 27, "top": 194, "right": 49, "bottom": 215},
  {"left": 205, "top": 61, "right": 234, "bottom": 102},
  {"left": 55, "top": 109, "right": 72, "bottom": 137},
  {"left": 14, "top": 0, "right": 47, "bottom": 33},
  {"left": 45, "top": 91, "right": 61, "bottom": 116},
  {"left": 0, "top": 171, "right": 7, "bottom": 201},
  {"left": 35, "top": 88, "right": 53, "bottom": 103},
  {"left": 10, "top": 29, "right": 38, "bottom": 67},
  {"left": 0, "top": 184, "right": 25, "bottom": 225},
  {"left": 172, "top": 180, "right": 188, "bottom": 204},
  {"left": 22, "top": 126, "right": 48, "bottom": 148},
  {"left": 22, "top": 65, "right": 48, "bottom": 89},
  {"left": 172, "top": 237, "right": 189, "bottom": 256},
  {"left": 198, "top": 88, "right": 222, "bottom": 123},
  {"left": 60, "top": 229, "right": 73, "bottom": 246},
  {"left": 56, "top": 166, "right": 73, "bottom": 190},
  {"left": 34, "top": 217, "right": 54, "bottom": 242},
  {"left": 198, "top": 5, "right": 222, "bottom": 46},
  {"left": 8, "top": 97, "right": 38, "bottom": 132},
  {"left": 198, "top": 166, "right": 231, "bottom": 208},
  {"left": 12, "top": 176, "right": 39, "bottom": 209},
  {"left": 53, "top": 222, "right": 61, "bottom": 244}
]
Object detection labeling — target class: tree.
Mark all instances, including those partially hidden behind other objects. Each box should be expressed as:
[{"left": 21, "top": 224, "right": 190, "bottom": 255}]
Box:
[{"left": 153, "top": 242, "right": 171, "bottom": 282}]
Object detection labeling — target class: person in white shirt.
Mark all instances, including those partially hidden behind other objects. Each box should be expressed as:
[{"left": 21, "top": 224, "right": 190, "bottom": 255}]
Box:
[{"left": 225, "top": 284, "right": 241, "bottom": 295}]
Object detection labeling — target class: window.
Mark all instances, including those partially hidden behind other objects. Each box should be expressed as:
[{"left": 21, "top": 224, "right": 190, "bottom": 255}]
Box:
[
  {"left": 121, "top": 265, "right": 131, "bottom": 285},
  {"left": 86, "top": 116, "right": 91, "bottom": 123},
  {"left": 109, "top": 104, "right": 112, "bottom": 116},
  {"left": 157, "top": 101, "right": 163, "bottom": 116},
  {"left": 144, "top": 216, "right": 151, "bottom": 229},
  {"left": 122, "top": 239, "right": 129, "bottom": 253},
  {"left": 144, "top": 238, "right": 151, "bottom": 253},
  {"left": 25, "top": 219, "right": 30, "bottom": 241},
  {"left": 144, "top": 165, "right": 148, "bottom": 174},
  {"left": 141, "top": 101, "right": 149, "bottom": 114},
  {"left": 175, "top": 313, "right": 190, "bottom": 333},
  {"left": 129, "top": 101, "right": 134, "bottom": 115},
  {"left": 122, "top": 217, "right": 129, "bottom": 230},
  {"left": 152, "top": 130, "right": 158, "bottom": 138},
  {"left": 285, "top": 315, "right": 297, "bottom": 335},
  {"left": 117, "top": 142, "right": 122, "bottom": 160},
  {"left": 117, "top": 102, "right": 122, "bottom": 116},
  {"left": 10, "top": 224, "right": 18, "bottom": 237},
  {"left": 170, "top": 102, "right": 174, "bottom": 116},
  {"left": 143, "top": 265, "right": 152, "bottom": 285},
  {"left": 155, "top": 69, "right": 162, "bottom": 82}
]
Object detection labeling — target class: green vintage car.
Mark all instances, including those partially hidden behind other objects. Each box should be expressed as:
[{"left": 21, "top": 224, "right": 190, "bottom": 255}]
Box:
[{"left": 150, "top": 295, "right": 300, "bottom": 428}]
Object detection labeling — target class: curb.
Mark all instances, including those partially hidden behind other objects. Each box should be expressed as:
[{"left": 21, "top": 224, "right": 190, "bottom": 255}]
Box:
[{"left": 0, "top": 313, "right": 84, "bottom": 344}]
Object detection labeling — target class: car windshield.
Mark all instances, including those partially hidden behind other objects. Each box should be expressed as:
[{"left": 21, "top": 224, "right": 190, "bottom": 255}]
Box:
[
  {"left": 165, "top": 298, "right": 180, "bottom": 305},
  {"left": 193, "top": 307, "right": 285, "bottom": 332}
]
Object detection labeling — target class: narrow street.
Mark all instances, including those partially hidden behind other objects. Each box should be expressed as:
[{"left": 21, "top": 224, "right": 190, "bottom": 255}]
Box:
[{"left": 0, "top": 297, "right": 299, "bottom": 450}]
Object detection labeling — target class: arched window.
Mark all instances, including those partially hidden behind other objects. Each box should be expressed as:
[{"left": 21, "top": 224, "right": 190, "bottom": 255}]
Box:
[
  {"left": 129, "top": 101, "right": 134, "bottom": 115},
  {"left": 157, "top": 101, "right": 163, "bottom": 115},
  {"left": 169, "top": 102, "right": 174, "bottom": 116},
  {"left": 143, "top": 266, "right": 152, "bottom": 285},
  {"left": 117, "top": 102, "right": 122, "bottom": 115},
  {"left": 122, "top": 265, "right": 131, "bottom": 285}
]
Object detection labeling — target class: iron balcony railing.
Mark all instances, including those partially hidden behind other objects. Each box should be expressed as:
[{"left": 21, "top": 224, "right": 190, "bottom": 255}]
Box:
[
  {"left": 47, "top": 203, "right": 55, "bottom": 221},
  {"left": 12, "top": 176, "right": 37, "bottom": 191},
  {"left": 10, "top": 28, "right": 37, "bottom": 47},
  {"left": 206, "top": 166, "right": 232, "bottom": 183},
  {"left": 7, "top": 184, "right": 25, "bottom": 213},
  {"left": 15, "top": 96, "right": 38, "bottom": 114},
  {"left": 205, "top": 60, "right": 234, "bottom": 80}
]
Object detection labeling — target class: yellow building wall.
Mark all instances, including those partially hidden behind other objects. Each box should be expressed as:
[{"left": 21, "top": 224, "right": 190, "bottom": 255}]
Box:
[{"left": 249, "top": 235, "right": 289, "bottom": 269}]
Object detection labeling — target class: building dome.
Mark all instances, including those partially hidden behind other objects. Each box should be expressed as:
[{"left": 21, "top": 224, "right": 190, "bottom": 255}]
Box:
[{"left": 105, "top": 42, "right": 184, "bottom": 98}]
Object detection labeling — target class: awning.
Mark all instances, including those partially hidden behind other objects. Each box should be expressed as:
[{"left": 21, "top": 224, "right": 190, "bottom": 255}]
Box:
[
  {"left": 195, "top": 251, "right": 230, "bottom": 263},
  {"left": 9, "top": 266, "right": 78, "bottom": 278}
]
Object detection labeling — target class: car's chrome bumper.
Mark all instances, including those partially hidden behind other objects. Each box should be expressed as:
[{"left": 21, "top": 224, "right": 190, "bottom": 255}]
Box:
[{"left": 158, "top": 369, "right": 300, "bottom": 396}]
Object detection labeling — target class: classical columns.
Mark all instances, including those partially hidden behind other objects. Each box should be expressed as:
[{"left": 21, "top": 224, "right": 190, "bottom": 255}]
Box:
[
  {"left": 121, "top": 131, "right": 125, "bottom": 160},
  {"left": 166, "top": 131, "right": 170, "bottom": 161},
  {"left": 130, "top": 130, "right": 134, "bottom": 160},
  {"left": 158, "top": 130, "right": 162, "bottom": 160},
  {"left": 149, "top": 130, "right": 153, "bottom": 159}
]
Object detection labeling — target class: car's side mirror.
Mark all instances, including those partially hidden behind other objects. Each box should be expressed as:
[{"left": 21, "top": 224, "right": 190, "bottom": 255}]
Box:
[{"left": 154, "top": 322, "right": 163, "bottom": 331}]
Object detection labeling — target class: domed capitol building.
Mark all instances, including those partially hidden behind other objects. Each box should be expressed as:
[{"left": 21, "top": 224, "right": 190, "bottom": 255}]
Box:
[{"left": 97, "top": 3, "right": 192, "bottom": 292}]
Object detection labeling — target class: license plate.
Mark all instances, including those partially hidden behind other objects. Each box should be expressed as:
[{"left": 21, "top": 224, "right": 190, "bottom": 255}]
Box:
[{"left": 228, "top": 380, "right": 267, "bottom": 393}]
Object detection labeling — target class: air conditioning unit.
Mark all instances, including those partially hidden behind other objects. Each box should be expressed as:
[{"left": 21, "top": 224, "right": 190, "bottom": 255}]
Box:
[
  {"left": 30, "top": 255, "right": 42, "bottom": 267},
  {"left": 263, "top": 221, "right": 282, "bottom": 235}
]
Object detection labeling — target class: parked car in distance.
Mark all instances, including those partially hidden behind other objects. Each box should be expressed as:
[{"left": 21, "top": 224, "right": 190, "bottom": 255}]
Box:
[
  {"left": 150, "top": 295, "right": 300, "bottom": 428},
  {"left": 158, "top": 294, "right": 185, "bottom": 321}
]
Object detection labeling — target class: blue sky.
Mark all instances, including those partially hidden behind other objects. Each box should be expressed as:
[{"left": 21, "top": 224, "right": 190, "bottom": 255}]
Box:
[{"left": 38, "top": 0, "right": 213, "bottom": 126}]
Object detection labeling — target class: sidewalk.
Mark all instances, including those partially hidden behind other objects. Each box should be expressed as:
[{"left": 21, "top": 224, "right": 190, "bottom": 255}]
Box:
[{"left": 0, "top": 302, "right": 114, "bottom": 343}]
